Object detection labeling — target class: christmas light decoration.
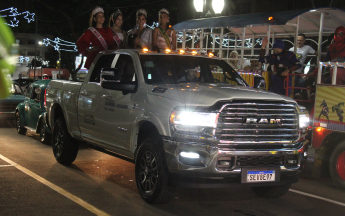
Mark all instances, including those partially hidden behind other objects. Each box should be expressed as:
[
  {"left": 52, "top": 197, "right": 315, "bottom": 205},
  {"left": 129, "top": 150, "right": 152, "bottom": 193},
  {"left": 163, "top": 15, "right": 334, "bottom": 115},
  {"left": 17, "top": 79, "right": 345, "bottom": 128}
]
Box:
[
  {"left": 43, "top": 37, "right": 77, "bottom": 52},
  {"left": 176, "top": 31, "right": 262, "bottom": 49},
  {"left": 0, "top": 7, "right": 35, "bottom": 27},
  {"left": 17, "top": 56, "right": 31, "bottom": 63}
]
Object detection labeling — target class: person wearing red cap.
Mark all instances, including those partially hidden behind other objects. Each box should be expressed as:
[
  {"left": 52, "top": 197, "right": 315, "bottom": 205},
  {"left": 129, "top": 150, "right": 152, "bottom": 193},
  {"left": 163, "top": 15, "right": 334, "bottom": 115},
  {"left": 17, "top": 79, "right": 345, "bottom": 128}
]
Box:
[{"left": 259, "top": 37, "right": 301, "bottom": 95}]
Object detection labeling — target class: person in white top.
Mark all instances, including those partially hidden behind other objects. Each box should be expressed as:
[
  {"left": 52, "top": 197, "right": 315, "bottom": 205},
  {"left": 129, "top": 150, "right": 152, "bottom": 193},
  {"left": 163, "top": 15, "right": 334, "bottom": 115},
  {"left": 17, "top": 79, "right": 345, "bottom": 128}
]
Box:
[
  {"left": 127, "top": 9, "right": 153, "bottom": 49},
  {"left": 288, "top": 33, "right": 317, "bottom": 95},
  {"left": 109, "top": 9, "right": 127, "bottom": 49},
  {"left": 289, "top": 33, "right": 317, "bottom": 74}
]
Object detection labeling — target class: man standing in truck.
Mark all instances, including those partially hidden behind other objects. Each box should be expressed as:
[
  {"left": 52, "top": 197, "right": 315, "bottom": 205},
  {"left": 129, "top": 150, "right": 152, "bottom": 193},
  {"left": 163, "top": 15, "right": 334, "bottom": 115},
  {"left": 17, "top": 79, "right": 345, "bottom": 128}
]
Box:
[{"left": 259, "top": 37, "right": 301, "bottom": 95}]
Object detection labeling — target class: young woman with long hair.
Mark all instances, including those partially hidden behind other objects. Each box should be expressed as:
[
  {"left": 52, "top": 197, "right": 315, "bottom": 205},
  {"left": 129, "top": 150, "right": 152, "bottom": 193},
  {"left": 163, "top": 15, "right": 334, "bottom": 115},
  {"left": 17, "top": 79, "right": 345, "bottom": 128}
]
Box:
[
  {"left": 127, "top": 8, "right": 152, "bottom": 49},
  {"left": 152, "top": 8, "right": 176, "bottom": 52},
  {"left": 109, "top": 9, "right": 127, "bottom": 49},
  {"left": 77, "top": 6, "right": 115, "bottom": 69}
]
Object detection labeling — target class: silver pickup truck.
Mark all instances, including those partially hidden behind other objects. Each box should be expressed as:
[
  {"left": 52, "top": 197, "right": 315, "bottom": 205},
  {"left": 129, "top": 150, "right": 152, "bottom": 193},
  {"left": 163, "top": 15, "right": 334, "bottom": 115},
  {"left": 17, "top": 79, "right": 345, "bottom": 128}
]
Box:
[{"left": 46, "top": 49, "right": 309, "bottom": 204}]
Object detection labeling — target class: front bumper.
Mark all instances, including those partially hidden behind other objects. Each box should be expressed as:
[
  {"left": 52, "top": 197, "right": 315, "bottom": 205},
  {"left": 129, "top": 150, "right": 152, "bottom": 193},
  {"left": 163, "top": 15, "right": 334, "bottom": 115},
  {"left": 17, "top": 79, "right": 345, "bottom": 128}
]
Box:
[{"left": 163, "top": 136, "right": 308, "bottom": 185}]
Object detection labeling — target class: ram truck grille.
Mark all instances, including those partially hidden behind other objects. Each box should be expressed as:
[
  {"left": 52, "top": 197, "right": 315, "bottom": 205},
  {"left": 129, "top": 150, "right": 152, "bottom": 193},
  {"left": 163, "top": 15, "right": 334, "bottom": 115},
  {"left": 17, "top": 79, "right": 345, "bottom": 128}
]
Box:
[{"left": 216, "top": 102, "right": 299, "bottom": 145}]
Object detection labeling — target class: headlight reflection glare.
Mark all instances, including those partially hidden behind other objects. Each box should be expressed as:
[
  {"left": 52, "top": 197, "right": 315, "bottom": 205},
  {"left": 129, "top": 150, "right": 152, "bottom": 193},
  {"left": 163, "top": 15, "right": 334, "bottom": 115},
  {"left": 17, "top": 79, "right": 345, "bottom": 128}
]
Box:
[
  {"left": 299, "top": 114, "right": 309, "bottom": 129},
  {"left": 170, "top": 111, "right": 217, "bottom": 128}
]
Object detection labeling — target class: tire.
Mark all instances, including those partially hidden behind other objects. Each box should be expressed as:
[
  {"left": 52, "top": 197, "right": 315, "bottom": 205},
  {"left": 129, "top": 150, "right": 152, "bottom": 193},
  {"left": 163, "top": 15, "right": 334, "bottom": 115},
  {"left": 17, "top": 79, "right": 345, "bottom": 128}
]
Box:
[
  {"left": 135, "top": 137, "right": 176, "bottom": 204},
  {"left": 251, "top": 184, "right": 291, "bottom": 198},
  {"left": 52, "top": 117, "right": 78, "bottom": 164},
  {"left": 329, "top": 141, "right": 345, "bottom": 190},
  {"left": 15, "top": 112, "right": 26, "bottom": 135},
  {"left": 40, "top": 120, "right": 51, "bottom": 145}
]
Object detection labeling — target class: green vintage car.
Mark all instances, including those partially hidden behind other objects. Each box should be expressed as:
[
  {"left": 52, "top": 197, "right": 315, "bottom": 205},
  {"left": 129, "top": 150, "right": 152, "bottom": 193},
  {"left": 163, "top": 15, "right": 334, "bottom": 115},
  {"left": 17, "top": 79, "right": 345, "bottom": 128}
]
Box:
[
  {"left": 15, "top": 79, "right": 52, "bottom": 144},
  {"left": 0, "top": 82, "right": 25, "bottom": 119}
]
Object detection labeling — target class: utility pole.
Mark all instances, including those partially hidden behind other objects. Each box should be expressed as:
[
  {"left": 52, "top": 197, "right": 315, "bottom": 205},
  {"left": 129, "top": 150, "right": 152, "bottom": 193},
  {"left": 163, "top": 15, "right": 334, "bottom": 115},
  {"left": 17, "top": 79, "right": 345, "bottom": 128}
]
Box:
[
  {"left": 58, "top": 50, "right": 61, "bottom": 79},
  {"left": 34, "top": 15, "right": 37, "bottom": 80}
]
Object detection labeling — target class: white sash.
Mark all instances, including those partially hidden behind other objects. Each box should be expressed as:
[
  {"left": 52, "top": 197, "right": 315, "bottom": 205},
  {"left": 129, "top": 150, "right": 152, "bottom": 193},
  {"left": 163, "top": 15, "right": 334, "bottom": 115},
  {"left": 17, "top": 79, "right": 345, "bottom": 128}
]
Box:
[{"left": 88, "top": 27, "right": 108, "bottom": 50}]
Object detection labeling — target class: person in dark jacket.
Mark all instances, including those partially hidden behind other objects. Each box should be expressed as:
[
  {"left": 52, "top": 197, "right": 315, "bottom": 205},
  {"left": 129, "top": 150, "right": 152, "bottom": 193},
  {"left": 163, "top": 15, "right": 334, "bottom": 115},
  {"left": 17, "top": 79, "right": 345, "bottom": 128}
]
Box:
[{"left": 259, "top": 37, "right": 301, "bottom": 95}]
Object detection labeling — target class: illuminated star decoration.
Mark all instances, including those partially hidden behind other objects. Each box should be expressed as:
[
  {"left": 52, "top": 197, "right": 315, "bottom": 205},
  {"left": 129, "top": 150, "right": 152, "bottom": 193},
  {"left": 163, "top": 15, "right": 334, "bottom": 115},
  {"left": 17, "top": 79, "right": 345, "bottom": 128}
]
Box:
[
  {"left": 43, "top": 37, "right": 77, "bottom": 52},
  {"left": 22, "top": 11, "right": 35, "bottom": 23},
  {"left": 0, "top": 7, "right": 35, "bottom": 27},
  {"left": 17, "top": 56, "right": 31, "bottom": 63}
]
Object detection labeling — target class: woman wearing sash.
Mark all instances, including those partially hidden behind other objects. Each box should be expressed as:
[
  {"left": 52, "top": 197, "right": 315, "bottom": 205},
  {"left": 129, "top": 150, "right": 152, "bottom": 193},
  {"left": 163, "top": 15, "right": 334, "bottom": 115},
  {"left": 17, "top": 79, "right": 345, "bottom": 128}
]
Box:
[
  {"left": 77, "top": 6, "right": 115, "bottom": 69},
  {"left": 109, "top": 9, "right": 126, "bottom": 49},
  {"left": 152, "top": 8, "right": 176, "bottom": 52},
  {"left": 127, "top": 9, "right": 152, "bottom": 49}
]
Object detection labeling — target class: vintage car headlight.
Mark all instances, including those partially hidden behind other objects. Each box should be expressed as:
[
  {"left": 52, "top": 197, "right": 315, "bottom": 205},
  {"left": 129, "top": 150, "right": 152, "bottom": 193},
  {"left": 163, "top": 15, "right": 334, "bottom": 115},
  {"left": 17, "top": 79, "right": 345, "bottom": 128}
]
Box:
[
  {"left": 299, "top": 114, "right": 309, "bottom": 129},
  {"left": 170, "top": 111, "right": 217, "bottom": 132}
]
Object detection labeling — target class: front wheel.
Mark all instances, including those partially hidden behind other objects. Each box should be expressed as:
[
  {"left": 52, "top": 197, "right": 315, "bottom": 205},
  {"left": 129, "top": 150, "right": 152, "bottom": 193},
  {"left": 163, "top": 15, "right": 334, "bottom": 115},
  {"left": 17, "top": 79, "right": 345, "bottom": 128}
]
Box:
[
  {"left": 251, "top": 184, "right": 291, "bottom": 198},
  {"left": 329, "top": 141, "right": 345, "bottom": 190},
  {"left": 15, "top": 112, "right": 26, "bottom": 135},
  {"left": 135, "top": 137, "right": 176, "bottom": 204},
  {"left": 52, "top": 117, "right": 78, "bottom": 164}
]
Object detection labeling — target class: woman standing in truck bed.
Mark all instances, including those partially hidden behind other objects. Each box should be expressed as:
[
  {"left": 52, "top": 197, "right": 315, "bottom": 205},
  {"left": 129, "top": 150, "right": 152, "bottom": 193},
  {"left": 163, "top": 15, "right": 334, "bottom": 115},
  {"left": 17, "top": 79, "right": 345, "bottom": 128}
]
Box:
[{"left": 77, "top": 6, "right": 115, "bottom": 69}]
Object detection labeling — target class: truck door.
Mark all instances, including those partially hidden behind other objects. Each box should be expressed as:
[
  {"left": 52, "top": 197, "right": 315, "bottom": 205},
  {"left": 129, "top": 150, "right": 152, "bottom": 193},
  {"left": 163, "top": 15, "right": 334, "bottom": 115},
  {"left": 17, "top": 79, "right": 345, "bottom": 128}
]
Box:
[
  {"left": 99, "top": 54, "right": 139, "bottom": 152},
  {"left": 78, "top": 54, "right": 117, "bottom": 142}
]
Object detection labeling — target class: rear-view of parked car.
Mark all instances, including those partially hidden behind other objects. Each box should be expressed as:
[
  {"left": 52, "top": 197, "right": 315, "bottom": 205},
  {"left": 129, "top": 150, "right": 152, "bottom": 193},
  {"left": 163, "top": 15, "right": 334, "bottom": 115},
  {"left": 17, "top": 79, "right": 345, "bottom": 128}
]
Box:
[
  {"left": 0, "top": 82, "right": 25, "bottom": 120},
  {"left": 15, "top": 79, "right": 52, "bottom": 144}
]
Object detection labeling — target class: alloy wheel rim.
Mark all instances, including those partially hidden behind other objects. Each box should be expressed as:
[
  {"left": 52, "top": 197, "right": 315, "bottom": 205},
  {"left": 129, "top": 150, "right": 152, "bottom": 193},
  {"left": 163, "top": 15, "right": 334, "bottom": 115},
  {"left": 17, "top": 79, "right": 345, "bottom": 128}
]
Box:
[
  {"left": 336, "top": 151, "right": 345, "bottom": 181},
  {"left": 53, "top": 124, "right": 63, "bottom": 156},
  {"left": 40, "top": 126, "right": 45, "bottom": 141},
  {"left": 139, "top": 151, "right": 158, "bottom": 193},
  {"left": 16, "top": 114, "right": 20, "bottom": 132}
]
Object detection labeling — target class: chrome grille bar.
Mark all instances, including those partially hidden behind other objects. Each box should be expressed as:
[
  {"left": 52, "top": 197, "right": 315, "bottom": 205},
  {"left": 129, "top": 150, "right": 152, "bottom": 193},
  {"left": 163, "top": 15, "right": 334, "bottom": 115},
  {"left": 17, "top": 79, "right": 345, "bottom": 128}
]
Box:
[{"left": 216, "top": 102, "right": 299, "bottom": 144}]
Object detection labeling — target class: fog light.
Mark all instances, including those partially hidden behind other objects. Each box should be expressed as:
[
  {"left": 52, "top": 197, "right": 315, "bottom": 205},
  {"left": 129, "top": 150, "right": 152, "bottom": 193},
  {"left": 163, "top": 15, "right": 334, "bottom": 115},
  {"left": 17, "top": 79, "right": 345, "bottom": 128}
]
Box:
[
  {"left": 304, "top": 151, "right": 308, "bottom": 157},
  {"left": 180, "top": 152, "right": 199, "bottom": 159},
  {"left": 219, "top": 161, "right": 231, "bottom": 166},
  {"left": 287, "top": 160, "right": 297, "bottom": 164}
]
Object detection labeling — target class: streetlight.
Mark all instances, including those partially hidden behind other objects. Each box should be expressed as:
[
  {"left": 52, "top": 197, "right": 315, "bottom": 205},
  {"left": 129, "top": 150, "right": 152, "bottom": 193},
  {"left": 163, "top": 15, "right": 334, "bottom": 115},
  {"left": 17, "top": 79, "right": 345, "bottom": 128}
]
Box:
[
  {"left": 193, "top": 0, "right": 224, "bottom": 16},
  {"left": 212, "top": 0, "right": 224, "bottom": 14},
  {"left": 38, "top": 41, "right": 43, "bottom": 79},
  {"left": 194, "top": 0, "right": 204, "bottom": 13}
]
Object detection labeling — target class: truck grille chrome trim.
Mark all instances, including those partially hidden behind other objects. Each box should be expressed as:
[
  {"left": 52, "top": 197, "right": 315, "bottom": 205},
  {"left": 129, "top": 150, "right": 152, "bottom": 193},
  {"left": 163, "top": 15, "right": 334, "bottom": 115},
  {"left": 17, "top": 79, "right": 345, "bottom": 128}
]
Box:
[{"left": 216, "top": 102, "right": 299, "bottom": 144}]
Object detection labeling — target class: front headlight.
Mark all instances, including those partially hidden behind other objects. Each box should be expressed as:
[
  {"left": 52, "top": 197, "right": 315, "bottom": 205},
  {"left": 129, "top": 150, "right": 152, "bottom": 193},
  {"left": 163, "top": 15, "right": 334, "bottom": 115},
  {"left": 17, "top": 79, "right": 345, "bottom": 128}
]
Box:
[
  {"left": 299, "top": 114, "right": 309, "bottom": 129},
  {"left": 170, "top": 111, "right": 218, "bottom": 132}
]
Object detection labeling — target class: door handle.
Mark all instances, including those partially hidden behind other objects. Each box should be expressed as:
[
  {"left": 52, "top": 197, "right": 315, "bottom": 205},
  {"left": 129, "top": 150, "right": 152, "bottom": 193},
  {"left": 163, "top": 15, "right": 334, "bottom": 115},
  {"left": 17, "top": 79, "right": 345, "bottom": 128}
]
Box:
[
  {"left": 80, "top": 90, "right": 87, "bottom": 96},
  {"left": 102, "top": 95, "right": 112, "bottom": 99}
]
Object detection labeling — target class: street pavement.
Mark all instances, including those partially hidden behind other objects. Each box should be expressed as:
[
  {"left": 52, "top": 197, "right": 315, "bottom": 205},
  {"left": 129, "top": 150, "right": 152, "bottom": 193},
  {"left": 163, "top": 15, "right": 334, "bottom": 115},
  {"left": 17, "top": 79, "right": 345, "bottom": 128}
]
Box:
[{"left": 0, "top": 120, "right": 345, "bottom": 216}]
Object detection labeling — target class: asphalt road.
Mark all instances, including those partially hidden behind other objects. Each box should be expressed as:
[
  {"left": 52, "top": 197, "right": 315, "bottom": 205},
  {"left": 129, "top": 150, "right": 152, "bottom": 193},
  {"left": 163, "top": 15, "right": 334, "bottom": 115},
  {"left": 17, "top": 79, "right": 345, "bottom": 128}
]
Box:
[{"left": 1, "top": 119, "right": 345, "bottom": 216}]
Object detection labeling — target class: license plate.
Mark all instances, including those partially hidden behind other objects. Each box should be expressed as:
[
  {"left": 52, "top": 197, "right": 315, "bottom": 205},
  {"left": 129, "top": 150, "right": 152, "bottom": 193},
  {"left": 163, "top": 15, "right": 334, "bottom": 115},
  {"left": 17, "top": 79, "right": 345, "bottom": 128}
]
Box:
[{"left": 247, "top": 170, "right": 275, "bottom": 182}]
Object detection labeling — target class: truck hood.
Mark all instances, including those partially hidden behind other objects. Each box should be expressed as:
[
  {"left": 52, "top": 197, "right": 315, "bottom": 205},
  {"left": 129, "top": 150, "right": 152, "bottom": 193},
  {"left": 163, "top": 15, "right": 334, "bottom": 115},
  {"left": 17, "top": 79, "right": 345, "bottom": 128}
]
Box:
[{"left": 147, "top": 83, "right": 296, "bottom": 106}]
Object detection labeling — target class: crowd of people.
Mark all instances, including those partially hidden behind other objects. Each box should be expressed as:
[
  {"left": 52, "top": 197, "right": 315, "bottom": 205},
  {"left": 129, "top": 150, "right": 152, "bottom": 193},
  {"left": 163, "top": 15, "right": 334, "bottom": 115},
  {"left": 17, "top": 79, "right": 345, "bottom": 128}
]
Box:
[
  {"left": 76, "top": 6, "right": 345, "bottom": 98},
  {"left": 77, "top": 6, "right": 176, "bottom": 69}
]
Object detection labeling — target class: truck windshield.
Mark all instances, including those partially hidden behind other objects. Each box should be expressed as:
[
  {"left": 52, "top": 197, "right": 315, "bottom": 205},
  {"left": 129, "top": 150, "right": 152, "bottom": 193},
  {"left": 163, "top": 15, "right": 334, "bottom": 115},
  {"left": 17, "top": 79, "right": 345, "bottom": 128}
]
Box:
[{"left": 140, "top": 54, "right": 246, "bottom": 86}]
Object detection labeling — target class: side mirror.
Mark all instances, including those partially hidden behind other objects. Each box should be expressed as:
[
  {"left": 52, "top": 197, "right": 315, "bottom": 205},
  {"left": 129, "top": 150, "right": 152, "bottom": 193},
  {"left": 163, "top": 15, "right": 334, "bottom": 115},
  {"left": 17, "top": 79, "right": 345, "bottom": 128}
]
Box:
[{"left": 253, "top": 76, "right": 266, "bottom": 89}]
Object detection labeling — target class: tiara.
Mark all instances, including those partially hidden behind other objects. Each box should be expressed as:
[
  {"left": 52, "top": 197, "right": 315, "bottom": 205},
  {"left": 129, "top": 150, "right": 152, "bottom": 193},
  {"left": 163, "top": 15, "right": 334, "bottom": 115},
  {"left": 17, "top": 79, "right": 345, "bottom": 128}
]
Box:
[
  {"left": 136, "top": 8, "right": 147, "bottom": 18},
  {"left": 158, "top": 8, "right": 169, "bottom": 16},
  {"left": 112, "top": 9, "right": 122, "bottom": 18},
  {"left": 92, "top": 6, "right": 104, "bottom": 15}
]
